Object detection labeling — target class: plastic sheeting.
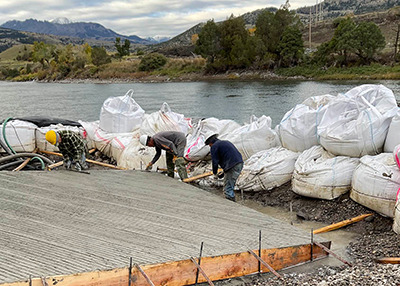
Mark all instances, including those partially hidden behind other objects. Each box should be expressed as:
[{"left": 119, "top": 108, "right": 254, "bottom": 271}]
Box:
[
  {"left": 236, "top": 147, "right": 300, "bottom": 192},
  {"left": 36, "top": 124, "right": 85, "bottom": 152},
  {"left": 276, "top": 95, "right": 335, "bottom": 152},
  {"left": 118, "top": 136, "right": 167, "bottom": 170},
  {"left": 0, "top": 120, "right": 37, "bottom": 153},
  {"left": 384, "top": 108, "right": 400, "bottom": 152},
  {"left": 292, "top": 145, "right": 359, "bottom": 200},
  {"left": 221, "top": 115, "right": 280, "bottom": 161},
  {"left": 184, "top": 117, "right": 241, "bottom": 162},
  {"left": 139, "top": 102, "right": 191, "bottom": 136},
  {"left": 100, "top": 89, "right": 145, "bottom": 133},
  {"left": 318, "top": 85, "right": 398, "bottom": 157},
  {"left": 351, "top": 153, "right": 400, "bottom": 218}
]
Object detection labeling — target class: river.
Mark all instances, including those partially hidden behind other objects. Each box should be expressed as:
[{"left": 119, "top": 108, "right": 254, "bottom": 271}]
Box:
[{"left": 0, "top": 80, "right": 399, "bottom": 127}]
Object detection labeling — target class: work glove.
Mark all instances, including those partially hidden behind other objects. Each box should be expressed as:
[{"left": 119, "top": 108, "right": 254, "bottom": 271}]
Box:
[
  {"left": 145, "top": 162, "right": 153, "bottom": 171},
  {"left": 75, "top": 162, "right": 82, "bottom": 172},
  {"left": 64, "top": 159, "right": 72, "bottom": 169}
]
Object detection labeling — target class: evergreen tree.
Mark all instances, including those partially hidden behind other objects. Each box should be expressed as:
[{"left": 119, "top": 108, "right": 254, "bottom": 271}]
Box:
[
  {"left": 353, "top": 22, "right": 386, "bottom": 64},
  {"left": 194, "top": 20, "right": 220, "bottom": 63},
  {"left": 277, "top": 26, "right": 304, "bottom": 67}
]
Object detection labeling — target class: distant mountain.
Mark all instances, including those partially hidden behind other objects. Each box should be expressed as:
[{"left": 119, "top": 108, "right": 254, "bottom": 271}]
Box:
[
  {"left": 1, "top": 18, "right": 152, "bottom": 44},
  {"left": 145, "top": 36, "right": 171, "bottom": 44},
  {"left": 50, "top": 17, "right": 72, "bottom": 25},
  {"left": 296, "top": 0, "right": 400, "bottom": 22}
]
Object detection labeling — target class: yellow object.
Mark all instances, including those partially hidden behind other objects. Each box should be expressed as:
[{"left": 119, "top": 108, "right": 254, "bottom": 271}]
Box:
[{"left": 45, "top": 130, "right": 57, "bottom": 145}]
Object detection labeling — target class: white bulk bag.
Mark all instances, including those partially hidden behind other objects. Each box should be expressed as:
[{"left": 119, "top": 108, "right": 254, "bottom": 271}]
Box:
[
  {"left": 79, "top": 120, "right": 99, "bottom": 150},
  {"left": 221, "top": 115, "right": 280, "bottom": 160},
  {"left": 100, "top": 89, "right": 145, "bottom": 133},
  {"left": 276, "top": 95, "right": 335, "bottom": 152},
  {"left": 184, "top": 118, "right": 241, "bottom": 162},
  {"left": 351, "top": 153, "right": 400, "bottom": 218},
  {"left": 92, "top": 127, "right": 133, "bottom": 161},
  {"left": 36, "top": 124, "right": 85, "bottom": 152},
  {"left": 0, "top": 120, "right": 37, "bottom": 153},
  {"left": 393, "top": 192, "right": 400, "bottom": 234},
  {"left": 139, "top": 102, "right": 189, "bottom": 136},
  {"left": 292, "top": 145, "right": 359, "bottom": 200},
  {"left": 384, "top": 108, "right": 400, "bottom": 152},
  {"left": 237, "top": 147, "right": 300, "bottom": 192},
  {"left": 118, "top": 136, "right": 167, "bottom": 170},
  {"left": 318, "top": 85, "right": 398, "bottom": 157}
]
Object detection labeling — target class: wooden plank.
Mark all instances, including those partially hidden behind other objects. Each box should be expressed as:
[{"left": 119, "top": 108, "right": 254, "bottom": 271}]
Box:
[
  {"left": 1, "top": 242, "right": 330, "bottom": 286},
  {"left": 375, "top": 257, "right": 400, "bottom": 264},
  {"left": 313, "top": 214, "right": 373, "bottom": 234},
  {"left": 189, "top": 257, "right": 215, "bottom": 286},
  {"left": 247, "top": 249, "right": 283, "bottom": 281},
  {"left": 183, "top": 169, "right": 223, "bottom": 183},
  {"left": 13, "top": 148, "right": 38, "bottom": 172}
]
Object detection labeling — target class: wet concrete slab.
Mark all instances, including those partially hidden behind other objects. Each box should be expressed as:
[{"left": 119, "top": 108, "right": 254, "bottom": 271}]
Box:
[{"left": 0, "top": 170, "right": 316, "bottom": 283}]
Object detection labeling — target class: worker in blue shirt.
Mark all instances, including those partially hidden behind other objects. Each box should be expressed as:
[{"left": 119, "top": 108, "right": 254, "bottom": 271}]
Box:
[{"left": 205, "top": 134, "right": 243, "bottom": 202}]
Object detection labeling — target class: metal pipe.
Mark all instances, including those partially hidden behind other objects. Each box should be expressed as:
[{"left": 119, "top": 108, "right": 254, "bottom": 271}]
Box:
[{"left": 195, "top": 242, "right": 204, "bottom": 286}]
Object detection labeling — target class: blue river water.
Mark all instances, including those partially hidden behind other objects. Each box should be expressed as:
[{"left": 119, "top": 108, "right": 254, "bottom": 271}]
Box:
[{"left": 0, "top": 80, "right": 399, "bottom": 127}]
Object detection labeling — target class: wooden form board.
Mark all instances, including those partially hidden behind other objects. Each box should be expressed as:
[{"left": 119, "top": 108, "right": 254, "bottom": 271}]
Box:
[{"left": 1, "top": 242, "right": 331, "bottom": 286}]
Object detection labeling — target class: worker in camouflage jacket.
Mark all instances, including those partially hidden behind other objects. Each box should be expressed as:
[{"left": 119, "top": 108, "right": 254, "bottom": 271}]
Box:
[
  {"left": 140, "top": 131, "right": 188, "bottom": 180},
  {"left": 46, "top": 130, "right": 89, "bottom": 171}
]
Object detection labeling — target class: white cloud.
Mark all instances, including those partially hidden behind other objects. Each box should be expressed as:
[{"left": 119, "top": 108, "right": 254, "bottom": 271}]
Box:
[{"left": 0, "top": 0, "right": 318, "bottom": 38}]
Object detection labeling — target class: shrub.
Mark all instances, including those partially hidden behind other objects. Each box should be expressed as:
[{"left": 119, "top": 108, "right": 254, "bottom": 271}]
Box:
[{"left": 138, "top": 53, "right": 167, "bottom": 71}]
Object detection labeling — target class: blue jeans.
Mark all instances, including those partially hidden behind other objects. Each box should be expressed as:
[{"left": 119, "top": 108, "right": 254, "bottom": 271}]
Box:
[{"left": 223, "top": 163, "right": 243, "bottom": 199}]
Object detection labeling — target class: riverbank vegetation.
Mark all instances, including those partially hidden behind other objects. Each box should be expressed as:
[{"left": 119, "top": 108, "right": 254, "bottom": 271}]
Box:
[{"left": 1, "top": 7, "right": 400, "bottom": 82}]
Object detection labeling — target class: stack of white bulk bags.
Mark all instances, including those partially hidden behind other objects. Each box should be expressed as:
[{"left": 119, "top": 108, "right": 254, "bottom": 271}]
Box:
[
  {"left": 140, "top": 102, "right": 191, "bottom": 136},
  {"left": 351, "top": 153, "right": 400, "bottom": 218},
  {"left": 0, "top": 120, "right": 37, "bottom": 153},
  {"left": 318, "top": 85, "right": 398, "bottom": 157},
  {"left": 292, "top": 145, "right": 359, "bottom": 200},
  {"left": 276, "top": 95, "right": 335, "bottom": 152},
  {"left": 100, "top": 89, "right": 145, "bottom": 133},
  {"left": 236, "top": 147, "right": 300, "bottom": 192},
  {"left": 384, "top": 108, "right": 400, "bottom": 152},
  {"left": 221, "top": 115, "right": 280, "bottom": 160},
  {"left": 185, "top": 118, "right": 241, "bottom": 162},
  {"left": 35, "top": 124, "right": 85, "bottom": 152},
  {"left": 118, "top": 136, "right": 167, "bottom": 170}
]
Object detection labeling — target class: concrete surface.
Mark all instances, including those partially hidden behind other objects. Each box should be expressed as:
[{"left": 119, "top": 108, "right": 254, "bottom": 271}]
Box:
[{"left": 0, "top": 170, "right": 314, "bottom": 283}]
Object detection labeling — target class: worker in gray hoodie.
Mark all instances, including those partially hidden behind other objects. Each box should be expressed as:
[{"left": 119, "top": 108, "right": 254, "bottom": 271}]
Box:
[{"left": 140, "top": 131, "right": 188, "bottom": 180}]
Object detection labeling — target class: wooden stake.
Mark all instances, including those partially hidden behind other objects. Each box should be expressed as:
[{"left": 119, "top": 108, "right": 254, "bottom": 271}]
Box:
[
  {"left": 190, "top": 257, "right": 215, "bottom": 286},
  {"left": 313, "top": 214, "right": 373, "bottom": 234},
  {"left": 183, "top": 169, "right": 223, "bottom": 183}
]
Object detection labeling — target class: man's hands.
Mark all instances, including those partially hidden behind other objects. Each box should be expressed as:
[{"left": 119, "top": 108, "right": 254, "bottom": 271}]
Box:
[
  {"left": 172, "top": 155, "right": 178, "bottom": 163},
  {"left": 64, "top": 159, "right": 72, "bottom": 169},
  {"left": 145, "top": 162, "right": 153, "bottom": 171}
]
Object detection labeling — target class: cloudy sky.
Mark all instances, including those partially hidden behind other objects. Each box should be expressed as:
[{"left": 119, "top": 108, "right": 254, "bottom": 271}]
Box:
[{"left": 0, "top": 0, "right": 318, "bottom": 39}]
